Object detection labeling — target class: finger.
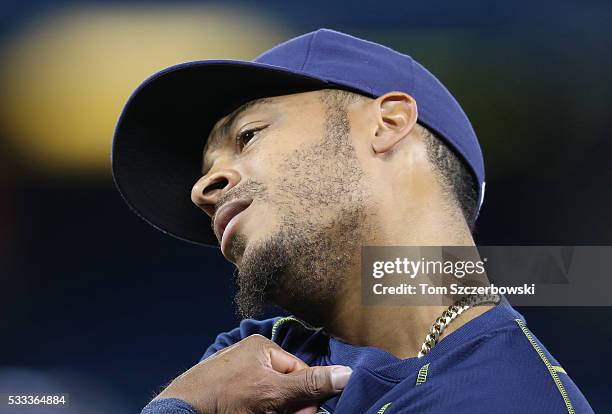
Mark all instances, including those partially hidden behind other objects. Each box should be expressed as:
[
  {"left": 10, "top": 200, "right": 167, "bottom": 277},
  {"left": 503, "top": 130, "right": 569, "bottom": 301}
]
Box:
[
  {"left": 293, "top": 406, "right": 318, "bottom": 414},
  {"left": 281, "top": 365, "right": 353, "bottom": 402},
  {"left": 269, "top": 346, "right": 310, "bottom": 373}
]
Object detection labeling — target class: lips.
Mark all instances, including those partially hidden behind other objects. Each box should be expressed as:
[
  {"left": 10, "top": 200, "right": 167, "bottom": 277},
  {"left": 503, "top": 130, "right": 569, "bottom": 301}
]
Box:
[{"left": 213, "top": 199, "right": 252, "bottom": 254}]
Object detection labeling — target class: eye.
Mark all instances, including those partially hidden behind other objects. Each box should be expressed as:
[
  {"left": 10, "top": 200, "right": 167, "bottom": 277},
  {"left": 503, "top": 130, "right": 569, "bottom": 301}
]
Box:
[{"left": 236, "top": 126, "right": 264, "bottom": 151}]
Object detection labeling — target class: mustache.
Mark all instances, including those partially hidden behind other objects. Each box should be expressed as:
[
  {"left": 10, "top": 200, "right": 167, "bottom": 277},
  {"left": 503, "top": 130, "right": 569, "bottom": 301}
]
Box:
[{"left": 213, "top": 178, "right": 268, "bottom": 213}]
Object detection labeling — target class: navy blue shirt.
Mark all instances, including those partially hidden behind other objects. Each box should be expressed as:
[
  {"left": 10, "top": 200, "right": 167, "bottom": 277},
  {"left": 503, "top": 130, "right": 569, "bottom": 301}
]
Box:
[{"left": 142, "top": 301, "right": 593, "bottom": 413}]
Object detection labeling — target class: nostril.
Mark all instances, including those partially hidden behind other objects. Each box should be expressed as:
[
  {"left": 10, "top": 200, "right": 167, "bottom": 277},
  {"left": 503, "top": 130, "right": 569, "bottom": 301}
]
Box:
[{"left": 203, "top": 178, "right": 228, "bottom": 195}]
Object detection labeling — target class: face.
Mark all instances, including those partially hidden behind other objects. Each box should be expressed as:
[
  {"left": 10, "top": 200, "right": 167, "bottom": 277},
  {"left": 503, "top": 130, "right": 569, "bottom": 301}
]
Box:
[{"left": 191, "top": 90, "right": 375, "bottom": 322}]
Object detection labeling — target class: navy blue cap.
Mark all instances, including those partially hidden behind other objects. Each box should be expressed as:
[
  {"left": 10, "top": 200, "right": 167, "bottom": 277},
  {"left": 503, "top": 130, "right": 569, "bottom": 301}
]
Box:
[{"left": 112, "top": 28, "right": 485, "bottom": 247}]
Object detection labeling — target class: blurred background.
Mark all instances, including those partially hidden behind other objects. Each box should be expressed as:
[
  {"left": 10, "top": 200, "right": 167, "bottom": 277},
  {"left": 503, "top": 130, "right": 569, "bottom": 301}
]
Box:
[{"left": 0, "top": 0, "right": 610, "bottom": 412}]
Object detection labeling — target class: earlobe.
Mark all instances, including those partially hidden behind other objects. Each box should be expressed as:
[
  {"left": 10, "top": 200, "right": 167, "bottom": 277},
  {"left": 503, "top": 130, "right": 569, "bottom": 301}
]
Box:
[{"left": 372, "top": 92, "right": 418, "bottom": 153}]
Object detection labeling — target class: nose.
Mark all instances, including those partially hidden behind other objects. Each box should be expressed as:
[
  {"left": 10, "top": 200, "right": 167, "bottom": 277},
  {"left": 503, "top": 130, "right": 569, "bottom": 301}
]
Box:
[{"left": 191, "top": 168, "right": 241, "bottom": 217}]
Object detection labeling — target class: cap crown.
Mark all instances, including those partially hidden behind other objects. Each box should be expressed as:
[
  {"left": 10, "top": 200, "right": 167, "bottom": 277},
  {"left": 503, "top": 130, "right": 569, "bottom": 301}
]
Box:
[{"left": 258, "top": 28, "right": 485, "bottom": 212}]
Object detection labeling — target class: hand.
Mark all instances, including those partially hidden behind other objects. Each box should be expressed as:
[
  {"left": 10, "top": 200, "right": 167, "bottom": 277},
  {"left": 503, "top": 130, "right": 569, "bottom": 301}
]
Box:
[{"left": 153, "top": 334, "right": 353, "bottom": 414}]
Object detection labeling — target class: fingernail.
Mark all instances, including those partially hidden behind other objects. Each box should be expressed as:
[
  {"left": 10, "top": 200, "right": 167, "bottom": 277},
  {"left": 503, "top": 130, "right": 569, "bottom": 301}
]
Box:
[{"left": 331, "top": 366, "right": 352, "bottom": 390}]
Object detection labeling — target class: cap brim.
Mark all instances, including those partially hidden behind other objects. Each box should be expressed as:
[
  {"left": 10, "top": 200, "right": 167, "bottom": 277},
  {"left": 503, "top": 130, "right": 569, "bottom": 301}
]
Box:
[{"left": 112, "top": 60, "right": 331, "bottom": 247}]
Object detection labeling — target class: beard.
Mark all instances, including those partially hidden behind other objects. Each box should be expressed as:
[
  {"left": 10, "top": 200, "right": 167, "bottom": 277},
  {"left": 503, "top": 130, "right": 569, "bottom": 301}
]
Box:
[
  {"left": 232, "top": 96, "right": 372, "bottom": 326},
  {"left": 233, "top": 205, "right": 366, "bottom": 326}
]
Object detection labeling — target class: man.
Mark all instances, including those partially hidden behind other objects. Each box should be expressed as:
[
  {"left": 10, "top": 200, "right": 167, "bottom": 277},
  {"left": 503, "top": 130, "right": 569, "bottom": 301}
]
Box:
[{"left": 112, "top": 29, "right": 593, "bottom": 413}]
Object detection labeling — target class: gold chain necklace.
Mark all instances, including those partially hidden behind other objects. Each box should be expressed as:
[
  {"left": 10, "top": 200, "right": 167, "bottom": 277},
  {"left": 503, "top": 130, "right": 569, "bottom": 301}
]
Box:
[{"left": 417, "top": 294, "right": 501, "bottom": 358}]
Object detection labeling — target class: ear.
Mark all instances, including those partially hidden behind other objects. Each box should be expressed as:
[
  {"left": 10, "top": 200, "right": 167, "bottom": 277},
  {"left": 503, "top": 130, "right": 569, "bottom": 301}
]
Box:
[{"left": 372, "top": 92, "right": 418, "bottom": 153}]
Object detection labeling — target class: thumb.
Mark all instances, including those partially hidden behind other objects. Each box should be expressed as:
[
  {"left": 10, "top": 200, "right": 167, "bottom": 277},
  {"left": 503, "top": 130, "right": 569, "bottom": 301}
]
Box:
[
  {"left": 292, "top": 407, "right": 318, "bottom": 414},
  {"left": 283, "top": 365, "right": 353, "bottom": 401}
]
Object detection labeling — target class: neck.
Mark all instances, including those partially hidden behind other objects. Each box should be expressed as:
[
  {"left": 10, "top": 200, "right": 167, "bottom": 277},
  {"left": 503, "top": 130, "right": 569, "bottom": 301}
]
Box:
[
  {"left": 320, "top": 205, "right": 491, "bottom": 359},
  {"left": 324, "top": 301, "right": 493, "bottom": 359}
]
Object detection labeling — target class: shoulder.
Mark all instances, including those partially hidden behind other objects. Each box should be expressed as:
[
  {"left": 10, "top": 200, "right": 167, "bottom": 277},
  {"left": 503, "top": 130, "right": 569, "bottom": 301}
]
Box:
[
  {"left": 199, "top": 316, "right": 327, "bottom": 364},
  {"left": 199, "top": 316, "right": 282, "bottom": 362},
  {"left": 419, "top": 310, "right": 594, "bottom": 413},
  {"left": 487, "top": 317, "right": 593, "bottom": 413}
]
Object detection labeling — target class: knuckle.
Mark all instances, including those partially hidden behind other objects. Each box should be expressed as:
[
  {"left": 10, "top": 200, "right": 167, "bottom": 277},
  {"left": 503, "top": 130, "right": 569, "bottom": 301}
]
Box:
[
  {"left": 303, "top": 368, "right": 324, "bottom": 397},
  {"left": 244, "top": 334, "right": 277, "bottom": 357},
  {"left": 245, "top": 333, "right": 269, "bottom": 344}
]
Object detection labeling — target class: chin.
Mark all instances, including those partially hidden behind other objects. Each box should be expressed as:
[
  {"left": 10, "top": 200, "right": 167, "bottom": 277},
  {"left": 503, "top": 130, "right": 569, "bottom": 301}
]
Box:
[{"left": 230, "top": 227, "right": 273, "bottom": 266}]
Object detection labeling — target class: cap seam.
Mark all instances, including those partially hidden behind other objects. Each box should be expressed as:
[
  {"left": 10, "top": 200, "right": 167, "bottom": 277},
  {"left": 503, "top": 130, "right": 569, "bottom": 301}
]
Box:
[{"left": 300, "top": 31, "right": 317, "bottom": 71}]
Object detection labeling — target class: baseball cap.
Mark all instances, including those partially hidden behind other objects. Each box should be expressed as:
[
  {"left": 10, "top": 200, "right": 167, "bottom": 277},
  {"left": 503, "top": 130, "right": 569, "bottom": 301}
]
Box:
[{"left": 112, "top": 28, "right": 485, "bottom": 247}]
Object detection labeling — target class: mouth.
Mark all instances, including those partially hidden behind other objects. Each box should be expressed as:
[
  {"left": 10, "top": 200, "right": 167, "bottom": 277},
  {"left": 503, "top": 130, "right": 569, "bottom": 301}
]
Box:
[{"left": 213, "top": 199, "right": 253, "bottom": 256}]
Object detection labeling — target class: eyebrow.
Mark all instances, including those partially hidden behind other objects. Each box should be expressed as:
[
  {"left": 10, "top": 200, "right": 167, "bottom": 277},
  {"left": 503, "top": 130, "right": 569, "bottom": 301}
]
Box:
[{"left": 201, "top": 97, "right": 274, "bottom": 175}]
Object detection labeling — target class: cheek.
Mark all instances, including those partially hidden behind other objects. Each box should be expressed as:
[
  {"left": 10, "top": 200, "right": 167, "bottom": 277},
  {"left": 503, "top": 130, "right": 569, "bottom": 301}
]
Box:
[
  {"left": 238, "top": 121, "right": 326, "bottom": 227},
  {"left": 237, "top": 145, "right": 287, "bottom": 239},
  {"left": 242, "top": 125, "right": 317, "bottom": 192},
  {"left": 241, "top": 149, "right": 286, "bottom": 212}
]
